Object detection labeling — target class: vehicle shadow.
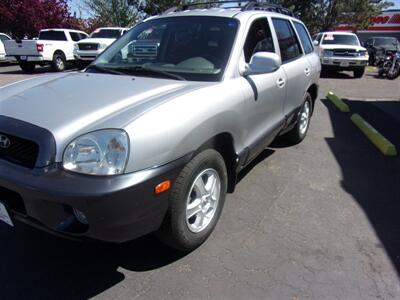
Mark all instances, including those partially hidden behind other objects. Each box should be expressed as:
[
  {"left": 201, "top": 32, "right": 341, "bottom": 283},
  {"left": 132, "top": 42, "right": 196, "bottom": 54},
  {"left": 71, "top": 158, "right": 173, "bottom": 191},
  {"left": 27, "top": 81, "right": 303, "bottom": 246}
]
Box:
[
  {"left": 321, "top": 98, "right": 400, "bottom": 276},
  {"left": 0, "top": 223, "right": 187, "bottom": 299},
  {"left": 236, "top": 148, "right": 275, "bottom": 184},
  {"left": 320, "top": 71, "right": 355, "bottom": 79},
  {"left": 0, "top": 148, "right": 278, "bottom": 299},
  {"left": 0, "top": 65, "right": 78, "bottom": 75}
]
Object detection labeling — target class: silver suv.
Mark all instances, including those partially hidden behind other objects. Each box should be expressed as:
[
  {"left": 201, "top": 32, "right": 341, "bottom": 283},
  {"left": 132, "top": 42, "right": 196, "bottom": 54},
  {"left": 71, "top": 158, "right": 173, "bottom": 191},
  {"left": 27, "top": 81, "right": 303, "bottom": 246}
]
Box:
[{"left": 0, "top": 1, "right": 320, "bottom": 251}]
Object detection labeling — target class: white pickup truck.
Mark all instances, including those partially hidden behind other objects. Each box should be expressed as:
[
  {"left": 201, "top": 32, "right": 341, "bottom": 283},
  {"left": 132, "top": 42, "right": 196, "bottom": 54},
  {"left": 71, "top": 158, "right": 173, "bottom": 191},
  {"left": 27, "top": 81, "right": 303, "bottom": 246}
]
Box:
[{"left": 4, "top": 29, "right": 88, "bottom": 72}]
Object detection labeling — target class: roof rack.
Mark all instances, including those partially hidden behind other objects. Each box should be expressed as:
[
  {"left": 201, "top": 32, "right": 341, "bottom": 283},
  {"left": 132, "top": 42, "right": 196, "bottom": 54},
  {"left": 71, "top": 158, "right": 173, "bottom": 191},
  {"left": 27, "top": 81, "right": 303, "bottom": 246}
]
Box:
[{"left": 163, "top": 0, "right": 295, "bottom": 17}]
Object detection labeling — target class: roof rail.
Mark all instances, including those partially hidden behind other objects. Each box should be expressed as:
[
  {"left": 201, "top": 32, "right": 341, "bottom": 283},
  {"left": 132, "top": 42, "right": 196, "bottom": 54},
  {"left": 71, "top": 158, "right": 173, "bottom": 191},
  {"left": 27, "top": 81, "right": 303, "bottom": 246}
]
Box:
[{"left": 163, "top": 0, "right": 294, "bottom": 17}]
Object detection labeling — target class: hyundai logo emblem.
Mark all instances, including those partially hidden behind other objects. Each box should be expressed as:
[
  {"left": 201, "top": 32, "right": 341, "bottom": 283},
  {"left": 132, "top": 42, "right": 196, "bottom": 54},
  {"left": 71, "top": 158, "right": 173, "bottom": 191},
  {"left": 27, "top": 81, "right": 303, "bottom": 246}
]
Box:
[{"left": 0, "top": 135, "right": 11, "bottom": 149}]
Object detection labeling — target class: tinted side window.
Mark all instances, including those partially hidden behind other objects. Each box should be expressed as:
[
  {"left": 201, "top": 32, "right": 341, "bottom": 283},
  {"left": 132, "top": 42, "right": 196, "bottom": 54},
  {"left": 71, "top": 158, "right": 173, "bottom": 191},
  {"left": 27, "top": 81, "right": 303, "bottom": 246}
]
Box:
[
  {"left": 293, "top": 22, "right": 314, "bottom": 54},
  {"left": 243, "top": 18, "right": 275, "bottom": 63},
  {"left": 39, "top": 31, "right": 67, "bottom": 41},
  {"left": 272, "top": 18, "right": 302, "bottom": 62},
  {"left": 69, "top": 32, "right": 81, "bottom": 41}
]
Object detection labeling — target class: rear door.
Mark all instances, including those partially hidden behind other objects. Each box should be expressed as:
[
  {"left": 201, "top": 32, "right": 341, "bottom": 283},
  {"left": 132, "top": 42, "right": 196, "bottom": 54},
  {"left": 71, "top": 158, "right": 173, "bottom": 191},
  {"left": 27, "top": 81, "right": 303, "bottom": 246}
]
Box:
[
  {"left": 271, "top": 18, "right": 311, "bottom": 117},
  {"left": 240, "top": 17, "right": 287, "bottom": 161},
  {"left": 293, "top": 21, "right": 320, "bottom": 85}
]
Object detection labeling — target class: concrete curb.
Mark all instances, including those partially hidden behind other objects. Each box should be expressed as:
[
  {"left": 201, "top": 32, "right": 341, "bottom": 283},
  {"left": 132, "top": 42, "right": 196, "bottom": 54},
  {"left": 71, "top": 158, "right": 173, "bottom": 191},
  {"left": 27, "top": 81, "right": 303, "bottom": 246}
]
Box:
[
  {"left": 326, "top": 91, "right": 350, "bottom": 112},
  {"left": 351, "top": 114, "right": 397, "bottom": 156}
]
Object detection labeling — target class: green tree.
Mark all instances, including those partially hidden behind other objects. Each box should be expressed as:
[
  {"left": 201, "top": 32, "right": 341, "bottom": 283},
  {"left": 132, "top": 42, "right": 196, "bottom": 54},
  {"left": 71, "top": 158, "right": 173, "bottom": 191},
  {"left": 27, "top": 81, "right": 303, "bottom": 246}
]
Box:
[
  {"left": 282, "top": 0, "right": 392, "bottom": 34},
  {"left": 84, "top": 0, "right": 139, "bottom": 27}
]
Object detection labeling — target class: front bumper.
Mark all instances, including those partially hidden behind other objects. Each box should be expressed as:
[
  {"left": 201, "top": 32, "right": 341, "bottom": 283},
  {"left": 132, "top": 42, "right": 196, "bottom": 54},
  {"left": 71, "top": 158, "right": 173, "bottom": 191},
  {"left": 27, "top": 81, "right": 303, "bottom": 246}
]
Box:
[
  {"left": 74, "top": 49, "right": 104, "bottom": 61},
  {"left": 320, "top": 56, "right": 368, "bottom": 68},
  {"left": 0, "top": 155, "right": 191, "bottom": 243}
]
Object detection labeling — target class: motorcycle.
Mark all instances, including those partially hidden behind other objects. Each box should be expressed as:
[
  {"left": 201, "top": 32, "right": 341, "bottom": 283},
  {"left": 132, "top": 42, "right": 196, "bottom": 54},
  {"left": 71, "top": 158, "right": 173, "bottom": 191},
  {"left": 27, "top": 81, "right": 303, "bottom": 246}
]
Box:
[{"left": 377, "top": 44, "right": 400, "bottom": 80}]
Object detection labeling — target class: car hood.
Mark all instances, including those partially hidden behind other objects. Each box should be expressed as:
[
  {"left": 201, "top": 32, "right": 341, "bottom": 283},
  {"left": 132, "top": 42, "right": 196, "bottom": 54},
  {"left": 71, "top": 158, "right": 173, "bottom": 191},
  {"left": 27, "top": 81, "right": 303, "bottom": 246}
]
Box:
[
  {"left": 320, "top": 44, "right": 366, "bottom": 51},
  {"left": 78, "top": 38, "right": 116, "bottom": 45},
  {"left": 0, "top": 72, "right": 207, "bottom": 153}
]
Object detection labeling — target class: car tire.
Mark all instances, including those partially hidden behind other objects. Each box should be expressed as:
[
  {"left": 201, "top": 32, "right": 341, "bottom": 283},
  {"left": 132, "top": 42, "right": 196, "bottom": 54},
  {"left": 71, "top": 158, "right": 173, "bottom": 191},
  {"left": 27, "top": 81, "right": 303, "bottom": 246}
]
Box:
[
  {"left": 52, "top": 53, "right": 66, "bottom": 72},
  {"left": 156, "top": 149, "right": 228, "bottom": 251},
  {"left": 353, "top": 67, "right": 365, "bottom": 78},
  {"left": 19, "top": 62, "right": 35, "bottom": 73},
  {"left": 282, "top": 92, "right": 313, "bottom": 145},
  {"left": 77, "top": 60, "right": 89, "bottom": 70}
]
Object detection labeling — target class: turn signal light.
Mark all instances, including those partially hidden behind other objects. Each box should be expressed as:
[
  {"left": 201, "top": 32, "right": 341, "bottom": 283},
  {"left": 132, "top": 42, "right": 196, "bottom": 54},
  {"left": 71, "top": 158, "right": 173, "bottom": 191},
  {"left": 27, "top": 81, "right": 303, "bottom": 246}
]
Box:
[{"left": 155, "top": 180, "right": 171, "bottom": 194}]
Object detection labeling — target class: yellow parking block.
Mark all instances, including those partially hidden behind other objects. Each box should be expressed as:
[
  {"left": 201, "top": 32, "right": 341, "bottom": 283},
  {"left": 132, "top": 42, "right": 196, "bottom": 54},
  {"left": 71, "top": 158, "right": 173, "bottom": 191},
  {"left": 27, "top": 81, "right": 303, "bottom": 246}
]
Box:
[
  {"left": 351, "top": 114, "right": 397, "bottom": 156},
  {"left": 326, "top": 91, "right": 350, "bottom": 112}
]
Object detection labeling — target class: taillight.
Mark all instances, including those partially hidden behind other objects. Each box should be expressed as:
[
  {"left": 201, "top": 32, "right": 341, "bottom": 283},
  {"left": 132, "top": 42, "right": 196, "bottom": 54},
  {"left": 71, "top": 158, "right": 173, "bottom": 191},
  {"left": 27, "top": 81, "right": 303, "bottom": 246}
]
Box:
[{"left": 36, "top": 43, "right": 44, "bottom": 52}]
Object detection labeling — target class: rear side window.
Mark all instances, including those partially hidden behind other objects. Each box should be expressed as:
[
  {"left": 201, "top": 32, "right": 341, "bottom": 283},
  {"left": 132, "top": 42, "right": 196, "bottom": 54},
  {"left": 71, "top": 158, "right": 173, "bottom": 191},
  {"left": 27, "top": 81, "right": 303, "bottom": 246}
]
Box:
[
  {"left": 39, "top": 31, "right": 67, "bottom": 41},
  {"left": 69, "top": 32, "right": 81, "bottom": 41},
  {"left": 272, "top": 18, "right": 302, "bottom": 62},
  {"left": 293, "top": 22, "right": 314, "bottom": 54}
]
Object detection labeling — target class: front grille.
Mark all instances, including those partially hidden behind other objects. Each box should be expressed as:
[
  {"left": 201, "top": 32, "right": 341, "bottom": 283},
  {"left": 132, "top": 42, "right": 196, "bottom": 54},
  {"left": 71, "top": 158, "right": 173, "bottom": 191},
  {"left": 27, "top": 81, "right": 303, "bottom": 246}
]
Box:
[
  {"left": 134, "top": 44, "right": 158, "bottom": 57},
  {"left": 0, "top": 132, "right": 39, "bottom": 168},
  {"left": 78, "top": 43, "right": 99, "bottom": 51},
  {"left": 333, "top": 49, "right": 358, "bottom": 57},
  {"left": 0, "top": 186, "right": 26, "bottom": 215}
]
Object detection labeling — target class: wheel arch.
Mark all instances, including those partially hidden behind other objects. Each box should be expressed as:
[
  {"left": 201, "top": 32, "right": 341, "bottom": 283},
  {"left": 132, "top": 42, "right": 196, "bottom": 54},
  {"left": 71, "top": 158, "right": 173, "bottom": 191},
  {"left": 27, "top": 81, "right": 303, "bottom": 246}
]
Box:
[
  {"left": 194, "top": 132, "right": 238, "bottom": 193},
  {"left": 53, "top": 50, "right": 66, "bottom": 60},
  {"left": 307, "top": 83, "right": 318, "bottom": 114}
]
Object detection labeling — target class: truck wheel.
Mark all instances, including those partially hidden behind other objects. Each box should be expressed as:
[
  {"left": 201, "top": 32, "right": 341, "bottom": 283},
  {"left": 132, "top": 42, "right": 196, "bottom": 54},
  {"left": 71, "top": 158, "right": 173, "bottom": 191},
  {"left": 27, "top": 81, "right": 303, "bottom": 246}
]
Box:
[
  {"left": 282, "top": 92, "right": 312, "bottom": 145},
  {"left": 52, "top": 54, "right": 66, "bottom": 72},
  {"left": 353, "top": 67, "right": 365, "bottom": 78},
  {"left": 156, "top": 149, "right": 227, "bottom": 251},
  {"left": 19, "top": 62, "right": 35, "bottom": 73}
]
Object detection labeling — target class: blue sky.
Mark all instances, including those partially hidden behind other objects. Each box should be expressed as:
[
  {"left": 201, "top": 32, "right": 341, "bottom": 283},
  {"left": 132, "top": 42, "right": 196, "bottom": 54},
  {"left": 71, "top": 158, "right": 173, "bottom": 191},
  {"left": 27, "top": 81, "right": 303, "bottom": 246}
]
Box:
[{"left": 68, "top": 0, "right": 400, "bottom": 17}]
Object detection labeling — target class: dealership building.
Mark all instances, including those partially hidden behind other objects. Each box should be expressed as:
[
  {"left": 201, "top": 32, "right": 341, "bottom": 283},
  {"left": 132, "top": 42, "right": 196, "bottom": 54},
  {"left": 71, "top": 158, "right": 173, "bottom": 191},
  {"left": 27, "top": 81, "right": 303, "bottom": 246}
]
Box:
[{"left": 336, "top": 9, "right": 400, "bottom": 42}]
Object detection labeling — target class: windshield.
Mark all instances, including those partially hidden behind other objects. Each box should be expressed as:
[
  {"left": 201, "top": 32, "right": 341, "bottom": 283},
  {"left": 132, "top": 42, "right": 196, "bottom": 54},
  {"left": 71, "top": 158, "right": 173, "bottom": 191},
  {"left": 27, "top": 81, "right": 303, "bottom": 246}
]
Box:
[
  {"left": 322, "top": 34, "right": 359, "bottom": 46},
  {"left": 374, "top": 38, "right": 398, "bottom": 47},
  {"left": 89, "top": 16, "right": 239, "bottom": 81},
  {"left": 91, "top": 29, "right": 122, "bottom": 39}
]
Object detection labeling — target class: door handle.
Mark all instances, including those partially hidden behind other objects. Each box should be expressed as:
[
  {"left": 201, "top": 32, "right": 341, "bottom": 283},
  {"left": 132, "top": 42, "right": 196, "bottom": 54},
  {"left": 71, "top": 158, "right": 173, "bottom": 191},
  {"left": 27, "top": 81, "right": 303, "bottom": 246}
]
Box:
[
  {"left": 304, "top": 68, "right": 311, "bottom": 76},
  {"left": 277, "top": 78, "right": 286, "bottom": 88}
]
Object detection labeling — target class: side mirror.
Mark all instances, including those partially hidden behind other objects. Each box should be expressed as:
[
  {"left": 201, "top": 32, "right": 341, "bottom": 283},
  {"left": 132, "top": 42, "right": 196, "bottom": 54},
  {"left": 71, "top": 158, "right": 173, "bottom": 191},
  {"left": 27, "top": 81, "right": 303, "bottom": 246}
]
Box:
[
  {"left": 313, "top": 40, "right": 319, "bottom": 46},
  {"left": 241, "top": 52, "right": 281, "bottom": 76}
]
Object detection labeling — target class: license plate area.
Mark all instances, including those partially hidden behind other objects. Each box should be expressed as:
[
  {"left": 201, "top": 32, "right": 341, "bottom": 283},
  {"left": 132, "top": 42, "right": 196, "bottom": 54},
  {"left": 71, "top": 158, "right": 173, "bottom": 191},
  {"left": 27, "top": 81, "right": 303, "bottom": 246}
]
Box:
[
  {"left": 340, "top": 61, "right": 350, "bottom": 67},
  {"left": 0, "top": 202, "right": 14, "bottom": 227},
  {"left": 20, "top": 55, "right": 27, "bottom": 60}
]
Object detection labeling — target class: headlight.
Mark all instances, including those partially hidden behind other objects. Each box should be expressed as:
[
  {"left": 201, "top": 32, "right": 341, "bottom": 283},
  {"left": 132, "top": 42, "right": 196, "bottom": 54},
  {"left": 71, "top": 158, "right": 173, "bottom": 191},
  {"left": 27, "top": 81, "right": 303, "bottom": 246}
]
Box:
[
  {"left": 98, "top": 43, "right": 108, "bottom": 50},
  {"left": 358, "top": 51, "right": 367, "bottom": 57},
  {"left": 322, "top": 50, "right": 334, "bottom": 57},
  {"left": 63, "top": 129, "right": 129, "bottom": 175}
]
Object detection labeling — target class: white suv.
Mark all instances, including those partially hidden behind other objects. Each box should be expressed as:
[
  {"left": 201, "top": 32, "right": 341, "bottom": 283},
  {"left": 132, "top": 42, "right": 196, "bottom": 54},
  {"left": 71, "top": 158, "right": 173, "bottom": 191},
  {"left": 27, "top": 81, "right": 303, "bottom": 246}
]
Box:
[
  {"left": 74, "top": 27, "right": 129, "bottom": 65},
  {"left": 314, "top": 31, "right": 369, "bottom": 78}
]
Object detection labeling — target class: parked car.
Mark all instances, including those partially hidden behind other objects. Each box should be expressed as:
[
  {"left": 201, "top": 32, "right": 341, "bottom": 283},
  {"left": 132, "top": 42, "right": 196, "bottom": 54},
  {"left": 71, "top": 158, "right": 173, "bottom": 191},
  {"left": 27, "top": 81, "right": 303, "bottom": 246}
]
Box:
[
  {"left": 74, "top": 27, "right": 129, "bottom": 66},
  {"left": 313, "top": 31, "right": 369, "bottom": 78},
  {"left": 0, "top": 1, "right": 320, "bottom": 251},
  {"left": 363, "top": 36, "right": 400, "bottom": 65},
  {"left": 4, "top": 29, "right": 88, "bottom": 72},
  {"left": 0, "top": 33, "right": 12, "bottom": 63}
]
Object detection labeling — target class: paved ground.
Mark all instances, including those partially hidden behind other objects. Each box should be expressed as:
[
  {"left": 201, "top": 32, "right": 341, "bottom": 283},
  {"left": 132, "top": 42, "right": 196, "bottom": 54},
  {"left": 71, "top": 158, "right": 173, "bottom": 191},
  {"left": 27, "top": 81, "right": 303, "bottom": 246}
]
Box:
[{"left": 0, "top": 65, "right": 399, "bottom": 299}]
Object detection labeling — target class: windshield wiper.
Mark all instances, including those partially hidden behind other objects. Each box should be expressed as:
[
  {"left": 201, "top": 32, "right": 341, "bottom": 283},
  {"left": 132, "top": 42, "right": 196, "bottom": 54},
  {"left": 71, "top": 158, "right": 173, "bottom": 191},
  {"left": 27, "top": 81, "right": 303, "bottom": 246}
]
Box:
[
  {"left": 128, "top": 66, "right": 186, "bottom": 81},
  {"left": 85, "top": 65, "right": 130, "bottom": 76}
]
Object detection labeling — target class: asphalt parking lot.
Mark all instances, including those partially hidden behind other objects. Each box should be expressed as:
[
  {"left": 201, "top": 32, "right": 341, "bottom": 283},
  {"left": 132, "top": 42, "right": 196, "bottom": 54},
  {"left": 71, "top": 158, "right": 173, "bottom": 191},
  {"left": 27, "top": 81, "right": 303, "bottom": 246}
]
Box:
[{"left": 0, "top": 64, "right": 399, "bottom": 299}]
